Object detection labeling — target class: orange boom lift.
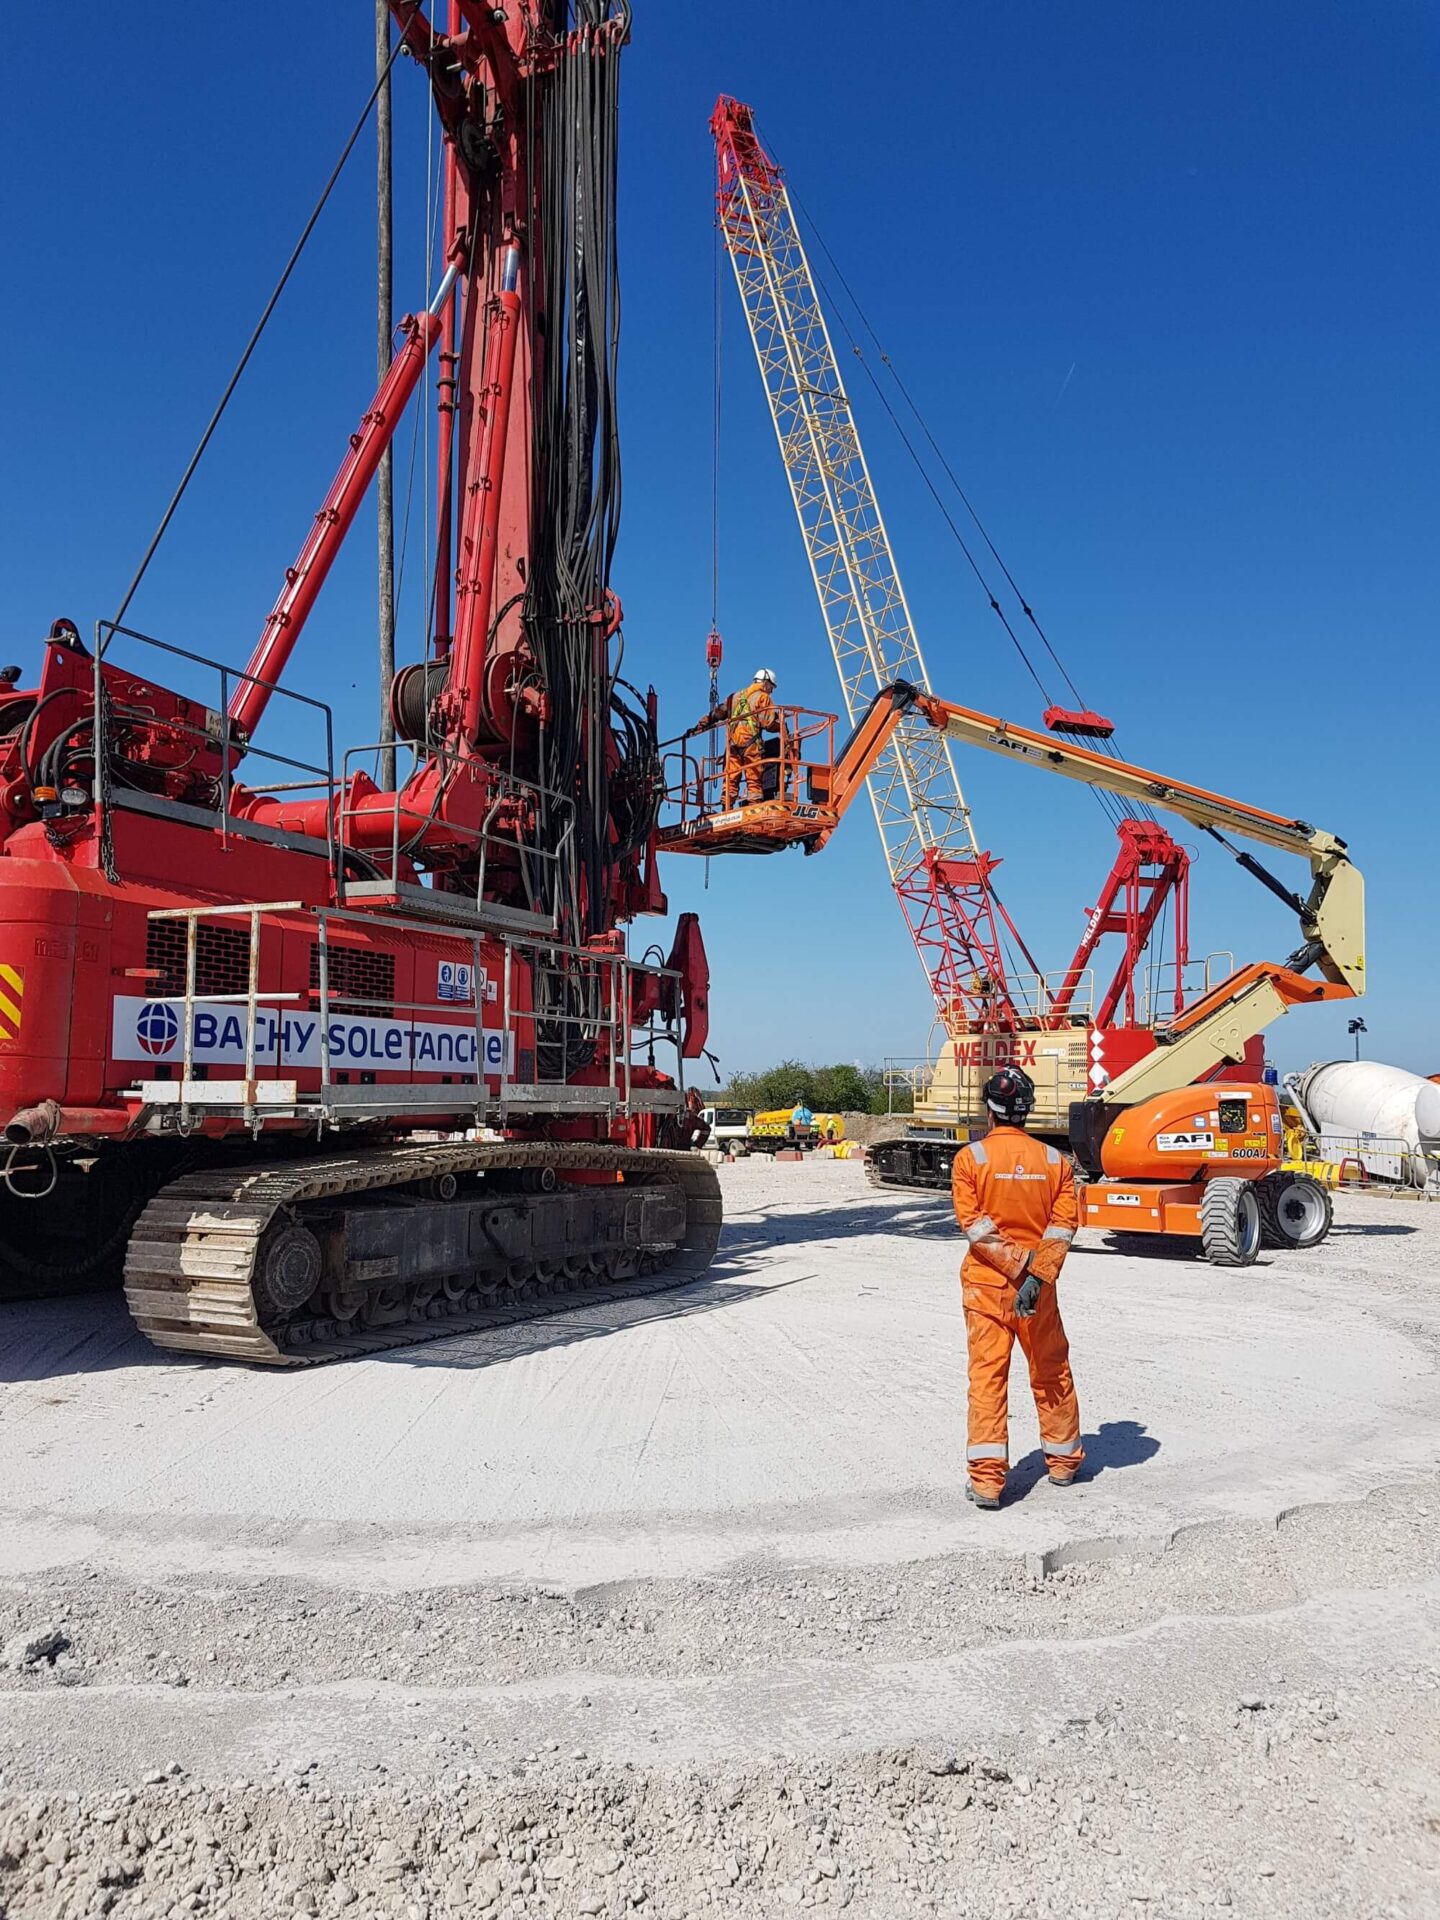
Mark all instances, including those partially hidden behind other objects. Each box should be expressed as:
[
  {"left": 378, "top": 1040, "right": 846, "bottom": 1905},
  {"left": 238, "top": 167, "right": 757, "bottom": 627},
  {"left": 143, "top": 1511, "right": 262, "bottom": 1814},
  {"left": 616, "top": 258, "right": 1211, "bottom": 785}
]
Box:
[{"left": 662, "top": 682, "right": 1364, "bottom": 1265}]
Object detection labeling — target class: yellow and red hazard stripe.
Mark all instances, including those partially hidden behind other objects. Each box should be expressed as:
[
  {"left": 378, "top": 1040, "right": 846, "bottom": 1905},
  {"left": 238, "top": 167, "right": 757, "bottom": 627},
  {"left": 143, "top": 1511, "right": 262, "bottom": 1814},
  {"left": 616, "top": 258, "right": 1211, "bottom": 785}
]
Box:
[{"left": 0, "top": 964, "right": 25, "bottom": 1042}]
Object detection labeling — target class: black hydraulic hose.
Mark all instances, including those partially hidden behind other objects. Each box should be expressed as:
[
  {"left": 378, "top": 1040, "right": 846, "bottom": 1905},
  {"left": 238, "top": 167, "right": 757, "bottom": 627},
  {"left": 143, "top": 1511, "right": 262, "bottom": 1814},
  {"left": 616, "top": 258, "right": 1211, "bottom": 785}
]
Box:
[
  {"left": 1202, "top": 825, "right": 1309, "bottom": 918},
  {"left": 16, "top": 685, "right": 87, "bottom": 792}
]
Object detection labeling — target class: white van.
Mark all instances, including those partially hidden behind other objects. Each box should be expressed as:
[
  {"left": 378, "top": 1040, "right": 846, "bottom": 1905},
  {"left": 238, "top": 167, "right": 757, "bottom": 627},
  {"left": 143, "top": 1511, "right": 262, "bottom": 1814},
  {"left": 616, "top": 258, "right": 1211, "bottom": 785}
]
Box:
[{"left": 700, "top": 1106, "right": 755, "bottom": 1154}]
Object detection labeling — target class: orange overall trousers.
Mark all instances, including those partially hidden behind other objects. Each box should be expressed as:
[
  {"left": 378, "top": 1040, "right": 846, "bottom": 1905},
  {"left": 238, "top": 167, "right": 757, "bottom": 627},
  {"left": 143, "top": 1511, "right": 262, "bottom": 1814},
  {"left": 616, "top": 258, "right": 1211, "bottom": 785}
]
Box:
[
  {"left": 725, "top": 680, "right": 778, "bottom": 806},
  {"left": 951, "top": 1126, "right": 1083, "bottom": 1498}
]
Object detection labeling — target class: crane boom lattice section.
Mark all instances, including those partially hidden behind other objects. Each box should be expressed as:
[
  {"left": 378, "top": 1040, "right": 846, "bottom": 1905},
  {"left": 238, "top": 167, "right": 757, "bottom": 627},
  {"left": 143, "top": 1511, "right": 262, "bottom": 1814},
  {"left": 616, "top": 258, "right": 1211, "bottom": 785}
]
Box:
[{"left": 712, "top": 98, "right": 1033, "bottom": 1033}]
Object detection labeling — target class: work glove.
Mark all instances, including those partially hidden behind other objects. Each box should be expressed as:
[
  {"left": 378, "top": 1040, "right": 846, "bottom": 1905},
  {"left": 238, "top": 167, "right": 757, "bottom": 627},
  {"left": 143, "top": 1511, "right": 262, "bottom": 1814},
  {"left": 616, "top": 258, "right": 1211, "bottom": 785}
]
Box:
[{"left": 1013, "top": 1267, "right": 1043, "bottom": 1320}]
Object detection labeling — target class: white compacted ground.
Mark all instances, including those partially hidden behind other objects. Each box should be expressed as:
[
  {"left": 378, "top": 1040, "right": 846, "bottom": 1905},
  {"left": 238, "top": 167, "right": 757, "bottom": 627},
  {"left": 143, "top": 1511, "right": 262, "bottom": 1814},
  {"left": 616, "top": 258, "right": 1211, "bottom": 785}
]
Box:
[{"left": 2, "top": 1160, "right": 1438, "bottom": 1919}]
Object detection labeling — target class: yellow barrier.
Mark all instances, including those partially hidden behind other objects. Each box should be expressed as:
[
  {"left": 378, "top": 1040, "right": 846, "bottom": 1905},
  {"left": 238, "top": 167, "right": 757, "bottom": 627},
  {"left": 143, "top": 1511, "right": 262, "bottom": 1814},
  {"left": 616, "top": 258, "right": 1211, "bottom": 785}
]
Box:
[{"left": 1281, "top": 1156, "right": 1341, "bottom": 1188}]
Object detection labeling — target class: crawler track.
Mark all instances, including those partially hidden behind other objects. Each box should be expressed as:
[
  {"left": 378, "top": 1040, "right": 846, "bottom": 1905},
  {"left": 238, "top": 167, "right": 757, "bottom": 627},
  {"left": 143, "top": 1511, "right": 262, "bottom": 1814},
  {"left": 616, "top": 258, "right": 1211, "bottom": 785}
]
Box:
[
  {"left": 864, "top": 1138, "right": 960, "bottom": 1193},
  {"left": 124, "top": 1143, "right": 722, "bottom": 1366}
]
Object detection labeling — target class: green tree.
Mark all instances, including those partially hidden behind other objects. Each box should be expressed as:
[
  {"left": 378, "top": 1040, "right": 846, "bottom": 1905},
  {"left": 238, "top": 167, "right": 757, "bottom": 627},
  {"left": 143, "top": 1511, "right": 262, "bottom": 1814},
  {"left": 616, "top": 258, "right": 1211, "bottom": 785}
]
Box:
[
  {"left": 811, "top": 1063, "right": 871, "bottom": 1112},
  {"left": 722, "top": 1060, "right": 910, "bottom": 1115}
]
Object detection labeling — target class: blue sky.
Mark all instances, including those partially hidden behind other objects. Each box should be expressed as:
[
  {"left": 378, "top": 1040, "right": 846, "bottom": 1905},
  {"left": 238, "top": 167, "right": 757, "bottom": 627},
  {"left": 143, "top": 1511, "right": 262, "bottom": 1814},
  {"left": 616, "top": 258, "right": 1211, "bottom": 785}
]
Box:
[{"left": 2, "top": 4, "right": 1435, "bottom": 1083}]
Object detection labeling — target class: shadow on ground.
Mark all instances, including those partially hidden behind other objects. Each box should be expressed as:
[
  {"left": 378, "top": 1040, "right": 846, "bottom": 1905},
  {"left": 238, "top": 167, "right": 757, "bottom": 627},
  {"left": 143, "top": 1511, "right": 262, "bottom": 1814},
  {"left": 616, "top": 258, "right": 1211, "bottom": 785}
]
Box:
[
  {"left": 376, "top": 1275, "right": 806, "bottom": 1371},
  {"left": 1007, "top": 1419, "right": 1161, "bottom": 1498},
  {"left": 0, "top": 1268, "right": 816, "bottom": 1385},
  {"left": 719, "top": 1198, "right": 956, "bottom": 1257},
  {"left": 1324, "top": 1222, "right": 1418, "bottom": 1237}
]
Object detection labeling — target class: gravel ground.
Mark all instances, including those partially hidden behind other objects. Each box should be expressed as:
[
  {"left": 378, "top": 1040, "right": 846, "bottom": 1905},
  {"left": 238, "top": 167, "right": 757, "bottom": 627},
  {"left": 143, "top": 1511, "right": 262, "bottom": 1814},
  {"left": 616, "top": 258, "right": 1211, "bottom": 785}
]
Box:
[{"left": 2, "top": 1164, "right": 1438, "bottom": 1918}]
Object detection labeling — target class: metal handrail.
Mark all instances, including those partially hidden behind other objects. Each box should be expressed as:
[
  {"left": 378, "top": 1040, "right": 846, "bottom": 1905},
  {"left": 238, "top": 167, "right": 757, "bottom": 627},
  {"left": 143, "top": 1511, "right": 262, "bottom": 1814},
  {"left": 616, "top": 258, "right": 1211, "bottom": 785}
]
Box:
[
  {"left": 1133, "top": 950, "right": 1236, "bottom": 1030},
  {"left": 659, "top": 704, "right": 837, "bottom": 824},
  {"left": 92, "top": 621, "right": 336, "bottom": 879},
  {"left": 1306, "top": 1130, "right": 1439, "bottom": 1198},
  {"left": 137, "top": 899, "right": 687, "bottom": 1128},
  {"left": 335, "top": 738, "right": 572, "bottom": 928}
]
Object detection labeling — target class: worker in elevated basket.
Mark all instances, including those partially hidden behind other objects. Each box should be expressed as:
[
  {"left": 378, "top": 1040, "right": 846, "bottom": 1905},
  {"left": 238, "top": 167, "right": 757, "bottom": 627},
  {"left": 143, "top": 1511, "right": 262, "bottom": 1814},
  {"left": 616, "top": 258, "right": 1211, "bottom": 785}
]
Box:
[
  {"left": 723, "top": 667, "right": 781, "bottom": 808},
  {"left": 951, "top": 1066, "right": 1083, "bottom": 1509}
]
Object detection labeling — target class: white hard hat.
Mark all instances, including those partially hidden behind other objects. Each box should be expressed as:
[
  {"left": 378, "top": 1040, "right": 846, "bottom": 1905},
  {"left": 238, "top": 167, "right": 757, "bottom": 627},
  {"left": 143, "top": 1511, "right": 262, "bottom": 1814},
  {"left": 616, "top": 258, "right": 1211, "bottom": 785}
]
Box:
[{"left": 754, "top": 666, "right": 776, "bottom": 684}]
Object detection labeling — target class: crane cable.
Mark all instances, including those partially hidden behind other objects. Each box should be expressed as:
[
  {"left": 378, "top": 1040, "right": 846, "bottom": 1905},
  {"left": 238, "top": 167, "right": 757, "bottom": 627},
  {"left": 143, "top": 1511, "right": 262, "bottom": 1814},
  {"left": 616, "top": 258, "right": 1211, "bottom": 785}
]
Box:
[
  {"left": 711, "top": 176, "right": 1081, "bottom": 1008},
  {"left": 711, "top": 251, "right": 1053, "bottom": 1015},
  {"left": 782, "top": 173, "right": 1156, "bottom": 832},
  {"left": 801, "top": 246, "right": 1129, "bottom": 839},
  {"left": 111, "top": 36, "right": 409, "bottom": 637}
]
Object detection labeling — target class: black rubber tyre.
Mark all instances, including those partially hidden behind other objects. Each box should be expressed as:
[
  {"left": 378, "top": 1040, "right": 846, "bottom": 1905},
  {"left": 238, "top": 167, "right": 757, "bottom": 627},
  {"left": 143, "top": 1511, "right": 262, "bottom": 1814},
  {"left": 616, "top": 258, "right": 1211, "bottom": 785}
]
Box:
[
  {"left": 1255, "top": 1172, "right": 1333, "bottom": 1250},
  {"left": 1199, "top": 1178, "right": 1262, "bottom": 1268}
]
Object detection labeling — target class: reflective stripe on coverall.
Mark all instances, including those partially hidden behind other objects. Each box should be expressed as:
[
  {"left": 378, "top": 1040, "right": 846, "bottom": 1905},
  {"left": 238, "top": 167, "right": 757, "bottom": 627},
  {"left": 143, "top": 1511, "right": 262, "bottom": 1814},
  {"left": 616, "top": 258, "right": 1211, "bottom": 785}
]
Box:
[
  {"left": 726, "top": 680, "right": 778, "bottom": 804},
  {"left": 951, "top": 1127, "right": 1082, "bottom": 1497}
]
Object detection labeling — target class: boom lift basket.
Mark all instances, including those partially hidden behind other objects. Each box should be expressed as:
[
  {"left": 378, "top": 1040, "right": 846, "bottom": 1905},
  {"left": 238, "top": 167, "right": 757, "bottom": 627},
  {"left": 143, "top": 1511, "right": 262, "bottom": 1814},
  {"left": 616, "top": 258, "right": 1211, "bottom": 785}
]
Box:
[{"left": 657, "top": 705, "right": 841, "bottom": 856}]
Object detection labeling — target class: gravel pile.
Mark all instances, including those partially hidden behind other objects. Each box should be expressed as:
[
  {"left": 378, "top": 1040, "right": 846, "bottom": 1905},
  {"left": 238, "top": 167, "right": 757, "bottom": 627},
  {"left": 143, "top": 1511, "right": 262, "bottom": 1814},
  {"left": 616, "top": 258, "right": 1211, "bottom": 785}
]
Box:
[
  {"left": 3, "top": 1483, "right": 1435, "bottom": 1701},
  {"left": 3, "top": 1483, "right": 1439, "bottom": 1918},
  {"left": 4, "top": 1681, "right": 1439, "bottom": 1920}
]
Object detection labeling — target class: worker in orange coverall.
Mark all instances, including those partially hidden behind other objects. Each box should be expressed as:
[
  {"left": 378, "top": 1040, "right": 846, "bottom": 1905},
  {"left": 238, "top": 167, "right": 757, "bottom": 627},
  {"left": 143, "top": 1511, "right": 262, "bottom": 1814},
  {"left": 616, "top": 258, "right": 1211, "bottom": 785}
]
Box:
[
  {"left": 723, "top": 667, "right": 780, "bottom": 806},
  {"left": 951, "top": 1065, "right": 1083, "bottom": 1509}
]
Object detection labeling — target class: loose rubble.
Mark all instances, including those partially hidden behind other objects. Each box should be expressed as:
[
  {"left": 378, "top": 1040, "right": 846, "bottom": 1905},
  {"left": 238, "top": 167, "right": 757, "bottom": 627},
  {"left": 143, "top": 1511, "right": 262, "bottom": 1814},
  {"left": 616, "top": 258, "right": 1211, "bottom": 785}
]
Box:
[
  {"left": 1, "top": 1629, "right": 69, "bottom": 1673},
  {"left": 3, "top": 1695, "right": 1439, "bottom": 1920}
]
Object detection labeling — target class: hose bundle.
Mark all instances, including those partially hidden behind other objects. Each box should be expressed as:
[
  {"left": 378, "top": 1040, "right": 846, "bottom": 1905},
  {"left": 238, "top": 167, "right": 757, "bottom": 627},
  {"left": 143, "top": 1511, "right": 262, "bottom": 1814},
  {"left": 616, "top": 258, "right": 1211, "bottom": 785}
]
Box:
[{"left": 522, "top": 2, "right": 659, "bottom": 1076}]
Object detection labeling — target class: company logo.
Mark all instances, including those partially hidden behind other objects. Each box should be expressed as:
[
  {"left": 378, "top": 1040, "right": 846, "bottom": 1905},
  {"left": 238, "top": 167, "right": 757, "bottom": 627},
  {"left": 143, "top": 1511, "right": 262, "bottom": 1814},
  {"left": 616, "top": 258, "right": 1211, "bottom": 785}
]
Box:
[
  {"left": 137, "top": 1001, "right": 180, "bottom": 1057},
  {"left": 113, "top": 995, "right": 512, "bottom": 1076},
  {"left": 954, "top": 1038, "right": 1037, "bottom": 1069},
  {"left": 1157, "top": 1129, "right": 1214, "bottom": 1152}
]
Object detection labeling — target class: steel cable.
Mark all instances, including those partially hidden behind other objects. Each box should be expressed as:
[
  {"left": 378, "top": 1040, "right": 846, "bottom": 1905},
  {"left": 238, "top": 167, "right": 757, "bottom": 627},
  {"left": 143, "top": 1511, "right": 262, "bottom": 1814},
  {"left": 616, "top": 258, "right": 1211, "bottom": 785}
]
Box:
[
  {"left": 783, "top": 175, "right": 1153, "bottom": 830},
  {"left": 112, "top": 37, "right": 409, "bottom": 634}
]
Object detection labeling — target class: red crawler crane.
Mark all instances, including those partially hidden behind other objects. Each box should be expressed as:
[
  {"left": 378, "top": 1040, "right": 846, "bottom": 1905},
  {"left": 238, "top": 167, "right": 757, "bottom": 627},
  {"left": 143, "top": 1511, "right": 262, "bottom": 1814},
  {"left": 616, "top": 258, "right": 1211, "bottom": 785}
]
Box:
[
  {"left": 705, "top": 96, "right": 1256, "bottom": 1158},
  {"left": 0, "top": 4, "right": 724, "bottom": 1363}
]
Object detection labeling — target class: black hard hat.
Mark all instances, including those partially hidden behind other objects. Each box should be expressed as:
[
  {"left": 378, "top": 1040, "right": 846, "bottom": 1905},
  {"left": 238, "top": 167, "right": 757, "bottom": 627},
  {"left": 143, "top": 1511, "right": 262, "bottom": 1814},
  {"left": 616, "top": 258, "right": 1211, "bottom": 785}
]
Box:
[{"left": 983, "top": 1065, "right": 1036, "bottom": 1124}]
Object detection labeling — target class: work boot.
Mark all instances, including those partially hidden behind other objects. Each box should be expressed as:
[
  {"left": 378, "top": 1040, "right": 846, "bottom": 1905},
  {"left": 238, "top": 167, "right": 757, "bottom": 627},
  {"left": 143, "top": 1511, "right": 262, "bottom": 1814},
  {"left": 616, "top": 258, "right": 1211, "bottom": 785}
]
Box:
[
  {"left": 1048, "top": 1472, "right": 1078, "bottom": 1488},
  {"left": 965, "top": 1481, "right": 1001, "bottom": 1511}
]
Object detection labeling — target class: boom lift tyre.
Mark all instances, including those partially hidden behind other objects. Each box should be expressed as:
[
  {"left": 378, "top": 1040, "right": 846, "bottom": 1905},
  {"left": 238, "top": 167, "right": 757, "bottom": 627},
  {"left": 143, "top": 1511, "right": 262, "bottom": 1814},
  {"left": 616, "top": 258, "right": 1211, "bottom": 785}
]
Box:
[
  {"left": 1198, "top": 1178, "right": 1263, "bottom": 1268},
  {"left": 1255, "top": 1171, "right": 1333, "bottom": 1251}
]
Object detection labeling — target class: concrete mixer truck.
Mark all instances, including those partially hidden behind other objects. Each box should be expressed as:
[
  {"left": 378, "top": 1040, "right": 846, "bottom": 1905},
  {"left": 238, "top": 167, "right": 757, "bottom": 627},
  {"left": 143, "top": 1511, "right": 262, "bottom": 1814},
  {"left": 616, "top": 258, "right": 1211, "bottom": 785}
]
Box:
[{"left": 1287, "top": 1063, "right": 1440, "bottom": 1191}]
